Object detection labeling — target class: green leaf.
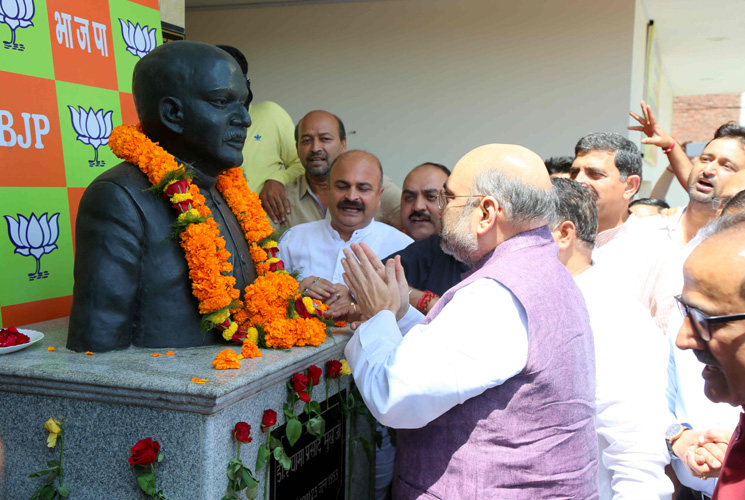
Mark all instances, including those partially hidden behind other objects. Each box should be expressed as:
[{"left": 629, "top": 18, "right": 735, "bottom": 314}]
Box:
[
  {"left": 220, "top": 494, "right": 238, "bottom": 500},
  {"left": 286, "top": 418, "right": 302, "bottom": 446},
  {"left": 28, "top": 467, "right": 57, "bottom": 478},
  {"left": 38, "top": 484, "right": 56, "bottom": 500},
  {"left": 283, "top": 406, "right": 296, "bottom": 420},
  {"left": 256, "top": 446, "right": 271, "bottom": 470},
  {"left": 242, "top": 469, "right": 258, "bottom": 489},
  {"left": 269, "top": 436, "right": 282, "bottom": 449},
  {"left": 157, "top": 453, "right": 164, "bottom": 463},
  {"left": 306, "top": 416, "right": 325, "bottom": 438},
  {"left": 57, "top": 486, "right": 71, "bottom": 498},
  {"left": 273, "top": 446, "right": 291, "bottom": 470},
  {"left": 308, "top": 400, "right": 322, "bottom": 416},
  {"left": 245, "top": 484, "right": 259, "bottom": 500},
  {"left": 137, "top": 471, "right": 156, "bottom": 496}
]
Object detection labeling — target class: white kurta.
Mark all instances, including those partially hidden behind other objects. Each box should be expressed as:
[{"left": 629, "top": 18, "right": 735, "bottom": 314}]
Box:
[
  {"left": 576, "top": 264, "right": 673, "bottom": 500},
  {"left": 278, "top": 218, "right": 413, "bottom": 282},
  {"left": 344, "top": 278, "right": 529, "bottom": 429}
]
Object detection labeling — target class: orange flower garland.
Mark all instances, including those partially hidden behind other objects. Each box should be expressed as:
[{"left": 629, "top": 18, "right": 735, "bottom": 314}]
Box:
[{"left": 108, "top": 124, "right": 328, "bottom": 354}]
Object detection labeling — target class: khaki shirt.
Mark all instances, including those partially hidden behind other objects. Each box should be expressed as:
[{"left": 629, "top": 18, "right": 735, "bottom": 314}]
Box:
[{"left": 271, "top": 174, "right": 402, "bottom": 232}]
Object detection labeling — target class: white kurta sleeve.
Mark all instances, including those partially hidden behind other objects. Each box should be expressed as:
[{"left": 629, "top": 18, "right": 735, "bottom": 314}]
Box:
[{"left": 344, "top": 278, "right": 528, "bottom": 429}]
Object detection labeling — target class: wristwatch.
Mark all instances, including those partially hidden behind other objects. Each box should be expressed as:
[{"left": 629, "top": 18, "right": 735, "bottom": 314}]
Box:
[{"left": 665, "top": 422, "right": 692, "bottom": 458}]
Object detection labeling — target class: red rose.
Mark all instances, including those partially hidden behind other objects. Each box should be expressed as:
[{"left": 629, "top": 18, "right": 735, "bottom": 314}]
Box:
[
  {"left": 307, "top": 365, "right": 322, "bottom": 386},
  {"left": 164, "top": 179, "right": 190, "bottom": 196},
  {"left": 172, "top": 200, "right": 192, "bottom": 212},
  {"left": 326, "top": 360, "right": 342, "bottom": 379},
  {"left": 269, "top": 260, "right": 284, "bottom": 272},
  {"left": 266, "top": 247, "right": 279, "bottom": 258},
  {"left": 128, "top": 438, "right": 160, "bottom": 466},
  {"left": 291, "top": 373, "right": 310, "bottom": 402},
  {"left": 294, "top": 297, "right": 312, "bottom": 319},
  {"left": 232, "top": 422, "right": 252, "bottom": 443},
  {"left": 261, "top": 409, "right": 277, "bottom": 432}
]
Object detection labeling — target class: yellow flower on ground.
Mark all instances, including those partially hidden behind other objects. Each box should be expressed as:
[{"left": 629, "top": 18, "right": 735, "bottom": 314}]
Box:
[
  {"left": 47, "top": 346, "right": 55, "bottom": 351},
  {"left": 241, "top": 340, "right": 263, "bottom": 359},
  {"left": 340, "top": 359, "right": 351, "bottom": 376},
  {"left": 45, "top": 418, "right": 61, "bottom": 448}
]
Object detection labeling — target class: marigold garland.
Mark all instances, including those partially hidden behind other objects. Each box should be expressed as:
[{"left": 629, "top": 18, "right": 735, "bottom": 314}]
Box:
[{"left": 108, "top": 124, "right": 329, "bottom": 359}]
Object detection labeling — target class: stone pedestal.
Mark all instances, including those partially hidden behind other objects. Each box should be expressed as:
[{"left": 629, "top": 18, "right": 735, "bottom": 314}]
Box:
[{"left": 0, "top": 318, "right": 371, "bottom": 499}]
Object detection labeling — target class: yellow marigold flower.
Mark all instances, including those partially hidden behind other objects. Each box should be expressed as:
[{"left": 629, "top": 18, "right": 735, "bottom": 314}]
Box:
[
  {"left": 177, "top": 208, "right": 200, "bottom": 222},
  {"left": 84, "top": 351, "right": 94, "bottom": 356},
  {"left": 245, "top": 327, "right": 259, "bottom": 345},
  {"left": 241, "top": 340, "right": 263, "bottom": 359},
  {"left": 47, "top": 346, "right": 55, "bottom": 351},
  {"left": 212, "top": 348, "right": 241, "bottom": 370},
  {"left": 302, "top": 296, "right": 316, "bottom": 314},
  {"left": 340, "top": 359, "right": 351, "bottom": 377},
  {"left": 169, "top": 192, "right": 193, "bottom": 203},
  {"left": 222, "top": 321, "right": 238, "bottom": 341},
  {"left": 45, "top": 418, "right": 61, "bottom": 448},
  {"left": 166, "top": 350, "right": 175, "bottom": 356},
  {"left": 262, "top": 240, "right": 278, "bottom": 249},
  {"left": 208, "top": 308, "right": 231, "bottom": 325},
  {"left": 151, "top": 353, "right": 162, "bottom": 357}
]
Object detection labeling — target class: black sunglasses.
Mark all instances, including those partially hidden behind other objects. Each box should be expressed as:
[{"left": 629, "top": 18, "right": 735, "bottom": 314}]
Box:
[{"left": 675, "top": 294, "right": 745, "bottom": 342}]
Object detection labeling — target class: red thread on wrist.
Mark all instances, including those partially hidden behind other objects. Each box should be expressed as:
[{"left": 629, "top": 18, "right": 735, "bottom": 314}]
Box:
[{"left": 663, "top": 140, "right": 676, "bottom": 155}]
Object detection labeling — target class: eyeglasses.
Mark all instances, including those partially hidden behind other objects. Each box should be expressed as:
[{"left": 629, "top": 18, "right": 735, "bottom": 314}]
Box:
[
  {"left": 674, "top": 294, "right": 745, "bottom": 342},
  {"left": 437, "top": 192, "right": 487, "bottom": 210}
]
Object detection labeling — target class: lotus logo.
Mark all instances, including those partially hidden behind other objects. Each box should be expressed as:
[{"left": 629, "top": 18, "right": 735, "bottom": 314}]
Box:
[
  {"left": 119, "top": 19, "right": 156, "bottom": 58},
  {"left": 68, "top": 106, "right": 113, "bottom": 167},
  {"left": 4, "top": 212, "right": 60, "bottom": 281},
  {"left": 0, "top": 0, "right": 35, "bottom": 51}
]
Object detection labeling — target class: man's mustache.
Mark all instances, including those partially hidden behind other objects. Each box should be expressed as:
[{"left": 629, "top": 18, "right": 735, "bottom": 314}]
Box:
[
  {"left": 338, "top": 200, "right": 365, "bottom": 211},
  {"left": 694, "top": 348, "right": 721, "bottom": 368},
  {"left": 409, "top": 210, "right": 432, "bottom": 222},
  {"left": 306, "top": 152, "right": 329, "bottom": 164}
]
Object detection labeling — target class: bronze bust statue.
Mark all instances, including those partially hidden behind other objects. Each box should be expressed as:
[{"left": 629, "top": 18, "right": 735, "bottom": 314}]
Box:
[{"left": 67, "top": 41, "right": 257, "bottom": 352}]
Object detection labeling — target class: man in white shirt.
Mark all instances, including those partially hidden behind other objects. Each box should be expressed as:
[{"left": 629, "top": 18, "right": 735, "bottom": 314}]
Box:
[
  {"left": 279, "top": 149, "right": 411, "bottom": 500},
  {"left": 550, "top": 177, "right": 673, "bottom": 500},
  {"left": 279, "top": 150, "right": 412, "bottom": 295},
  {"left": 341, "top": 144, "right": 598, "bottom": 499},
  {"left": 570, "top": 132, "right": 679, "bottom": 332}
]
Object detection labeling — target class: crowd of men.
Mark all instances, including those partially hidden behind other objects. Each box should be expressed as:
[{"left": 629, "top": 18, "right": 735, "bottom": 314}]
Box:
[
  {"left": 55, "top": 41, "right": 745, "bottom": 500},
  {"left": 231, "top": 35, "right": 745, "bottom": 499}
]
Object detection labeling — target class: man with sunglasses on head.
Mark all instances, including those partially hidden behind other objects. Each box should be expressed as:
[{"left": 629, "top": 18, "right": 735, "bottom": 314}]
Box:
[{"left": 669, "top": 212, "right": 745, "bottom": 499}]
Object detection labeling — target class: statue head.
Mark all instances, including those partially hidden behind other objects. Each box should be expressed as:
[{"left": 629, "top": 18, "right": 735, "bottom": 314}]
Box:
[{"left": 132, "top": 41, "right": 251, "bottom": 178}]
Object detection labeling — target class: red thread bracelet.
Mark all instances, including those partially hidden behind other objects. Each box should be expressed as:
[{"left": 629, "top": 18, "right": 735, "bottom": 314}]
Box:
[{"left": 663, "top": 140, "right": 676, "bottom": 155}]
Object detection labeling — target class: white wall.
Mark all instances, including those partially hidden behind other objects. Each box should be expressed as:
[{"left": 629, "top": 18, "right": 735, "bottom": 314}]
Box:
[{"left": 187, "top": 0, "right": 639, "bottom": 187}]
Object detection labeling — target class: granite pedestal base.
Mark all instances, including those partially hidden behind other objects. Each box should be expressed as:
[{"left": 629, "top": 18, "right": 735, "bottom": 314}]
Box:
[{"left": 0, "top": 318, "right": 372, "bottom": 499}]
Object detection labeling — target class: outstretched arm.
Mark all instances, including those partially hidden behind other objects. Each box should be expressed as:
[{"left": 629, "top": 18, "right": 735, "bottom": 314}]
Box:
[{"left": 629, "top": 100, "right": 693, "bottom": 189}]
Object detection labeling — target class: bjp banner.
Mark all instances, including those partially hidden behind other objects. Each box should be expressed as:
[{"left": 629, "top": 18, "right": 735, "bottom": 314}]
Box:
[{"left": 0, "top": 0, "right": 162, "bottom": 327}]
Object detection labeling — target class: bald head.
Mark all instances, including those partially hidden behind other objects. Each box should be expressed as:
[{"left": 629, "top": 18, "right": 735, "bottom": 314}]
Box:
[
  {"left": 452, "top": 144, "right": 552, "bottom": 191},
  {"left": 446, "top": 144, "right": 557, "bottom": 228}
]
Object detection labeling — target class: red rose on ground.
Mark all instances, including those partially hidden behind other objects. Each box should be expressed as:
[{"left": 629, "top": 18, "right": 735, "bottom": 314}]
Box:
[
  {"left": 291, "top": 373, "right": 310, "bottom": 402},
  {"left": 261, "top": 409, "right": 277, "bottom": 432},
  {"left": 326, "top": 360, "right": 342, "bottom": 379},
  {"left": 128, "top": 438, "right": 160, "bottom": 466},
  {"left": 164, "top": 179, "right": 190, "bottom": 196},
  {"left": 307, "top": 365, "right": 322, "bottom": 385},
  {"left": 232, "top": 422, "right": 252, "bottom": 443}
]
